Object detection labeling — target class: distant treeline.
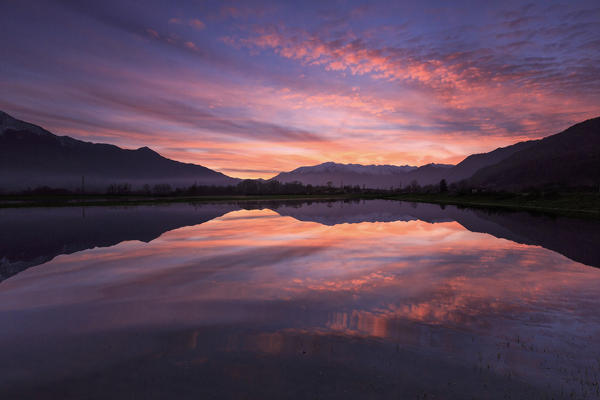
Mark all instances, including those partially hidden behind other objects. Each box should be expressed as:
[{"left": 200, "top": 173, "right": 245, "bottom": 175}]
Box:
[{"left": 3, "top": 178, "right": 598, "bottom": 197}]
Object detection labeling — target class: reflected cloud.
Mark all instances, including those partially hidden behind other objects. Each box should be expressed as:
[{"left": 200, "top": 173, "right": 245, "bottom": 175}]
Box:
[
  {"left": 1, "top": 200, "right": 600, "bottom": 398},
  {"left": 2, "top": 200, "right": 599, "bottom": 284}
]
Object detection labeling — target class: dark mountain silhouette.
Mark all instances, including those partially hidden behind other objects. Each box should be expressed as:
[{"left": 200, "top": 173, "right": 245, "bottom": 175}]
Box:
[
  {"left": 470, "top": 117, "right": 600, "bottom": 190},
  {"left": 3, "top": 111, "right": 598, "bottom": 192},
  {"left": 444, "top": 140, "right": 538, "bottom": 183},
  {"left": 270, "top": 162, "right": 456, "bottom": 189},
  {"left": 271, "top": 162, "right": 417, "bottom": 189},
  {"left": 403, "top": 163, "right": 454, "bottom": 186},
  {"left": 0, "top": 111, "right": 239, "bottom": 191}
]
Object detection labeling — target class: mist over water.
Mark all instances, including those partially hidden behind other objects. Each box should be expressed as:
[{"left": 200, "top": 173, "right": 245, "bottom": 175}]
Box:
[{"left": 1, "top": 200, "right": 600, "bottom": 399}]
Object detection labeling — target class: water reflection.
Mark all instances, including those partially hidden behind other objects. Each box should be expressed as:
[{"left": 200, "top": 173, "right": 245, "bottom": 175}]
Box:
[
  {"left": 1, "top": 200, "right": 599, "bottom": 284},
  {"left": 1, "top": 201, "right": 600, "bottom": 399}
]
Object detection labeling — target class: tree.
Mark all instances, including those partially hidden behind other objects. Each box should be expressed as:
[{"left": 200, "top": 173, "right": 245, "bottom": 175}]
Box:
[
  {"left": 106, "top": 183, "right": 131, "bottom": 195},
  {"left": 409, "top": 180, "right": 420, "bottom": 193},
  {"left": 153, "top": 183, "right": 172, "bottom": 195},
  {"left": 439, "top": 179, "right": 448, "bottom": 193}
]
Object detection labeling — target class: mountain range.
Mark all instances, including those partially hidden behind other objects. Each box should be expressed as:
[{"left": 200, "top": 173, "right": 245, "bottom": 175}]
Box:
[
  {"left": 271, "top": 162, "right": 420, "bottom": 188},
  {"left": 0, "top": 111, "right": 239, "bottom": 191},
  {"left": 469, "top": 117, "right": 600, "bottom": 190},
  {"left": 1, "top": 110, "right": 598, "bottom": 191},
  {"left": 272, "top": 117, "right": 599, "bottom": 190}
]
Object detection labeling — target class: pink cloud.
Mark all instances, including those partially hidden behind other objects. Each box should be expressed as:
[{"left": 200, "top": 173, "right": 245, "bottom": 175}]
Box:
[
  {"left": 167, "top": 17, "right": 206, "bottom": 31},
  {"left": 184, "top": 41, "right": 198, "bottom": 51},
  {"left": 227, "top": 25, "right": 598, "bottom": 141},
  {"left": 189, "top": 18, "right": 206, "bottom": 30},
  {"left": 145, "top": 28, "right": 159, "bottom": 39}
]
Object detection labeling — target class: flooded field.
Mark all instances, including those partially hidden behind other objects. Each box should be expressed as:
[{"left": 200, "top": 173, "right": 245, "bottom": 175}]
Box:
[{"left": 1, "top": 200, "right": 600, "bottom": 399}]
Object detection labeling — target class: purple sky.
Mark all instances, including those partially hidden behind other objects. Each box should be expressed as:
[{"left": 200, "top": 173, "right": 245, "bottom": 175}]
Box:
[{"left": 1, "top": 0, "right": 599, "bottom": 177}]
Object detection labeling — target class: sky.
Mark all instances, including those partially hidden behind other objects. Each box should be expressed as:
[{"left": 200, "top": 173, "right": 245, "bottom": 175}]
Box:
[{"left": 1, "top": 0, "right": 599, "bottom": 178}]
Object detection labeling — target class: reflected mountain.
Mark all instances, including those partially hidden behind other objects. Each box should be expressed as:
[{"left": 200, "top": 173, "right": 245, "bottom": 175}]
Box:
[
  {"left": 0, "top": 204, "right": 239, "bottom": 282},
  {"left": 1, "top": 200, "right": 599, "bottom": 282},
  {"left": 270, "top": 200, "right": 600, "bottom": 268}
]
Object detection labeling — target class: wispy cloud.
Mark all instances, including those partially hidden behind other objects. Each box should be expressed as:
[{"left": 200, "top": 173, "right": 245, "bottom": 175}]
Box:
[{"left": 169, "top": 17, "right": 206, "bottom": 30}]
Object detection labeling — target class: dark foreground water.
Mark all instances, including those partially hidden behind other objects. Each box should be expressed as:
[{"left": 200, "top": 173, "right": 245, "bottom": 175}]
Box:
[{"left": 1, "top": 200, "right": 600, "bottom": 399}]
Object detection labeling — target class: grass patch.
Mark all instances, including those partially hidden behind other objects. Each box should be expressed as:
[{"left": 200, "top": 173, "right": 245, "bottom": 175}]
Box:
[{"left": 384, "top": 192, "right": 600, "bottom": 218}]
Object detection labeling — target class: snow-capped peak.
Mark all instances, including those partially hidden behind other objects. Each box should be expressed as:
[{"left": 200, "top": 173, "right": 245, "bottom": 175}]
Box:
[{"left": 291, "top": 162, "right": 417, "bottom": 175}]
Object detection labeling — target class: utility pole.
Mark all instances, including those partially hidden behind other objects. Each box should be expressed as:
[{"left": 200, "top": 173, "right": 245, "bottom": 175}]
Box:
[{"left": 81, "top": 176, "right": 85, "bottom": 194}]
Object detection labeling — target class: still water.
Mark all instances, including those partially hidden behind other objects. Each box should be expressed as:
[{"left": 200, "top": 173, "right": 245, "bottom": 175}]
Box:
[{"left": 1, "top": 200, "right": 600, "bottom": 399}]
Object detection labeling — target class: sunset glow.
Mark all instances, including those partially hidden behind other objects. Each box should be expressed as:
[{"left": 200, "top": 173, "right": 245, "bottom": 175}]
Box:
[{"left": 1, "top": 1, "right": 598, "bottom": 178}]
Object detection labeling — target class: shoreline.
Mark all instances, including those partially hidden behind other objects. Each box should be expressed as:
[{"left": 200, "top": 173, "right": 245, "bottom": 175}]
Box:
[
  {"left": 1, "top": 193, "right": 598, "bottom": 218},
  {"left": 383, "top": 193, "right": 600, "bottom": 219},
  {"left": 0, "top": 194, "right": 374, "bottom": 208}
]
